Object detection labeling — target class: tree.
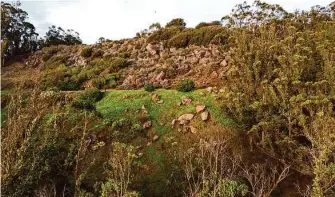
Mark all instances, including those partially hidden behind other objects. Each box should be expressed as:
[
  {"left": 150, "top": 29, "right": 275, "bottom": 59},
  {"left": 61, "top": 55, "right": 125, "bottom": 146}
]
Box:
[
  {"left": 44, "top": 25, "right": 82, "bottom": 46},
  {"left": 149, "top": 22, "right": 161, "bottom": 31},
  {"left": 1, "top": 1, "right": 41, "bottom": 61},
  {"left": 165, "top": 18, "right": 186, "bottom": 28},
  {"left": 97, "top": 37, "right": 106, "bottom": 44}
]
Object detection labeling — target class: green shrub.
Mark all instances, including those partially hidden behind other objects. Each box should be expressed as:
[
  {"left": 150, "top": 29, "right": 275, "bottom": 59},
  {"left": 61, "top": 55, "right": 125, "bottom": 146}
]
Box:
[
  {"left": 167, "top": 29, "right": 193, "bottom": 48},
  {"left": 91, "top": 77, "right": 106, "bottom": 89},
  {"left": 189, "top": 26, "right": 226, "bottom": 46},
  {"left": 92, "top": 49, "right": 104, "bottom": 58},
  {"left": 42, "top": 46, "right": 59, "bottom": 61},
  {"left": 177, "top": 79, "right": 195, "bottom": 92},
  {"left": 195, "top": 21, "right": 221, "bottom": 29},
  {"left": 81, "top": 47, "right": 93, "bottom": 58},
  {"left": 144, "top": 83, "right": 155, "bottom": 92},
  {"left": 147, "top": 27, "right": 182, "bottom": 43},
  {"left": 118, "top": 52, "right": 130, "bottom": 59},
  {"left": 72, "top": 88, "right": 103, "bottom": 110},
  {"left": 166, "top": 18, "right": 186, "bottom": 28},
  {"left": 110, "top": 57, "right": 128, "bottom": 70}
]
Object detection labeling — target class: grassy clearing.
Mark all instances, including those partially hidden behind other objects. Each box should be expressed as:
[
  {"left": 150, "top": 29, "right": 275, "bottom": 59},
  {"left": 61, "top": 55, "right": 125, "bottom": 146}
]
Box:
[{"left": 95, "top": 89, "right": 237, "bottom": 196}]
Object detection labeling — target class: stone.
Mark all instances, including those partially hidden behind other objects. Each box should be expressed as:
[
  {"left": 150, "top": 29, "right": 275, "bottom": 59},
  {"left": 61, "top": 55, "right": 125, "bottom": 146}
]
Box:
[
  {"left": 186, "top": 126, "right": 197, "bottom": 134},
  {"left": 152, "top": 93, "right": 160, "bottom": 102},
  {"left": 201, "top": 111, "right": 209, "bottom": 121},
  {"left": 178, "top": 114, "right": 194, "bottom": 122},
  {"left": 179, "top": 119, "right": 189, "bottom": 125},
  {"left": 146, "top": 44, "right": 157, "bottom": 55},
  {"left": 189, "top": 126, "right": 197, "bottom": 134},
  {"left": 206, "top": 87, "right": 213, "bottom": 93},
  {"left": 220, "top": 59, "right": 228, "bottom": 67},
  {"left": 196, "top": 105, "right": 206, "bottom": 113},
  {"left": 153, "top": 135, "right": 159, "bottom": 141},
  {"left": 143, "top": 121, "right": 152, "bottom": 129},
  {"left": 137, "top": 152, "right": 144, "bottom": 158},
  {"left": 171, "top": 119, "right": 178, "bottom": 128},
  {"left": 181, "top": 96, "right": 192, "bottom": 104},
  {"left": 147, "top": 141, "right": 152, "bottom": 146}
]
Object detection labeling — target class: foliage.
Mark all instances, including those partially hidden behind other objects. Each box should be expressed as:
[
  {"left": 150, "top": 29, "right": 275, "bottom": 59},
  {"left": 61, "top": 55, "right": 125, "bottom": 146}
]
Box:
[
  {"left": 195, "top": 21, "right": 222, "bottom": 29},
  {"left": 101, "top": 142, "right": 139, "bottom": 197},
  {"left": 166, "top": 18, "right": 186, "bottom": 28},
  {"left": 177, "top": 79, "right": 195, "bottom": 92},
  {"left": 72, "top": 88, "right": 103, "bottom": 110},
  {"left": 167, "top": 29, "right": 193, "bottom": 48},
  {"left": 1, "top": 1, "right": 42, "bottom": 61},
  {"left": 81, "top": 47, "right": 93, "bottom": 58},
  {"left": 147, "top": 27, "right": 182, "bottom": 43},
  {"left": 144, "top": 83, "right": 155, "bottom": 92},
  {"left": 110, "top": 57, "right": 129, "bottom": 70},
  {"left": 92, "top": 49, "right": 104, "bottom": 58},
  {"left": 91, "top": 77, "right": 106, "bottom": 89},
  {"left": 44, "top": 25, "right": 82, "bottom": 46}
]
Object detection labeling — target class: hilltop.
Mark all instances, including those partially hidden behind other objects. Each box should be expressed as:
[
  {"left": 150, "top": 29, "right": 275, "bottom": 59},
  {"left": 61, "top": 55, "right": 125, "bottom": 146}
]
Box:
[{"left": 1, "top": 1, "right": 335, "bottom": 197}]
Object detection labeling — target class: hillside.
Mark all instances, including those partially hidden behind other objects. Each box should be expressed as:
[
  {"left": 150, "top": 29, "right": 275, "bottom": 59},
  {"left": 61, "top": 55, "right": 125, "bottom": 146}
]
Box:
[{"left": 1, "top": 1, "right": 335, "bottom": 197}]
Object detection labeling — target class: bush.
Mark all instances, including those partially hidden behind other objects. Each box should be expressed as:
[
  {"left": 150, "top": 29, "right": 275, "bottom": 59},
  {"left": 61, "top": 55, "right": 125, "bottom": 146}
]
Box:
[
  {"left": 92, "top": 49, "right": 104, "bottom": 58},
  {"left": 110, "top": 58, "right": 128, "bottom": 70},
  {"left": 177, "top": 79, "right": 195, "bottom": 92},
  {"left": 144, "top": 83, "right": 155, "bottom": 92},
  {"left": 118, "top": 52, "right": 130, "bottom": 59},
  {"left": 81, "top": 47, "right": 93, "bottom": 58},
  {"left": 72, "top": 88, "right": 103, "bottom": 110},
  {"left": 167, "top": 29, "right": 193, "bottom": 48},
  {"left": 147, "top": 27, "right": 182, "bottom": 43},
  {"left": 195, "top": 21, "right": 221, "bottom": 29},
  {"left": 91, "top": 77, "right": 106, "bottom": 89},
  {"left": 42, "top": 46, "right": 59, "bottom": 61},
  {"left": 166, "top": 18, "right": 186, "bottom": 28}
]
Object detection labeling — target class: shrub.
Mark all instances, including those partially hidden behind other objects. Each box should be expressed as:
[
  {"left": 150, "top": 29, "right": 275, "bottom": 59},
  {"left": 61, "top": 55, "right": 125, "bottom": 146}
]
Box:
[
  {"left": 118, "top": 52, "right": 130, "bottom": 59},
  {"left": 195, "top": 21, "right": 221, "bottom": 29},
  {"left": 177, "top": 79, "right": 195, "bottom": 92},
  {"left": 144, "top": 83, "right": 155, "bottom": 92},
  {"left": 92, "top": 49, "right": 104, "bottom": 58},
  {"left": 91, "top": 77, "right": 106, "bottom": 89},
  {"left": 72, "top": 88, "right": 103, "bottom": 110},
  {"left": 81, "top": 47, "right": 93, "bottom": 58},
  {"left": 147, "top": 27, "right": 182, "bottom": 43},
  {"left": 167, "top": 29, "right": 193, "bottom": 48},
  {"left": 110, "top": 57, "right": 128, "bottom": 70},
  {"left": 166, "top": 18, "right": 186, "bottom": 28},
  {"left": 42, "top": 46, "right": 59, "bottom": 61}
]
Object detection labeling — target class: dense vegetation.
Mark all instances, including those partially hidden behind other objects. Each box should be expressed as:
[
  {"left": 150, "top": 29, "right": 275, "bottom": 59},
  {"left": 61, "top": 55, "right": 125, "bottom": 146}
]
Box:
[{"left": 1, "top": 1, "right": 335, "bottom": 197}]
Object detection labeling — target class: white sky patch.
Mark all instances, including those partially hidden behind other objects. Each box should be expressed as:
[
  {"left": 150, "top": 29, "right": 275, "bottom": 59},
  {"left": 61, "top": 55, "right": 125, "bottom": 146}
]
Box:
[{"left": 16, "top": 0, "right": 333, "bottom": 44}]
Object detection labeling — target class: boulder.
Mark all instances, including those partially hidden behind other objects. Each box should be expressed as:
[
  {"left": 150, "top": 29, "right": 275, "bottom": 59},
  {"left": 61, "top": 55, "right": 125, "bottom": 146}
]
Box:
[
  {"left": 181, "top": 96, "right": 192, "bottom": 104},
  {"left": 188, "top": 126, "right": 197, "bottom": 134},
  {"left": 196, "top": 105, "right": 206, "bottom": 113},
  {"left": 146, "top": 44, "right": 157, "bottom": 55},
  {"left": 200, "top": 111, "right": 209, "bottom": 121},
  {"left": 152, "top": 93, "right": 160, "bottom": 102},
  {"left": 143, "top": 121, "right": 152, "bottom": 129},
  {"left": 171, "top": 119, "right": 178, "bottom": 128},
  {"left": 178, "top": 114, "right": 194, "bottom": 122},
  {"left": 153, "top": 135, "right": 159, "bottom": 141}
]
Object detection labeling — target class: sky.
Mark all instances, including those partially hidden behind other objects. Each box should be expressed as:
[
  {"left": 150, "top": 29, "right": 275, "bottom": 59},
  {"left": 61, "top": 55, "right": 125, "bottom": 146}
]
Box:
[{"left": 13, "top": 0, "right": 333, "bottom": 44}]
